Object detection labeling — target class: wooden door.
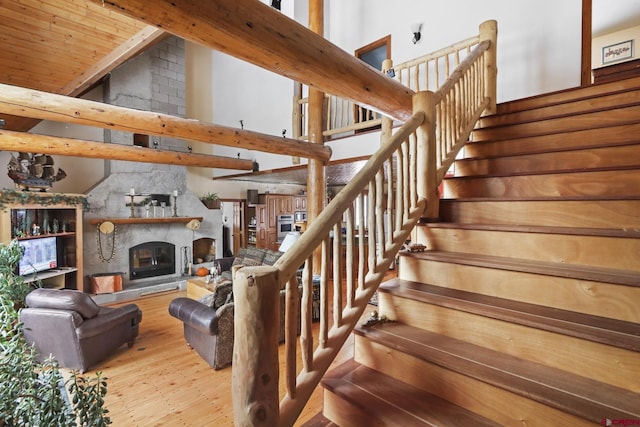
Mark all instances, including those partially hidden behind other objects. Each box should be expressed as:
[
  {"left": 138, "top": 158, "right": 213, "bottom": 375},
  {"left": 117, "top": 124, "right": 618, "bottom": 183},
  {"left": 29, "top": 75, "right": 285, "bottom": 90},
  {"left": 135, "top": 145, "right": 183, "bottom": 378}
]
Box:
[{"left": 232, "top": 201, "right": 245, "bottom": 254}]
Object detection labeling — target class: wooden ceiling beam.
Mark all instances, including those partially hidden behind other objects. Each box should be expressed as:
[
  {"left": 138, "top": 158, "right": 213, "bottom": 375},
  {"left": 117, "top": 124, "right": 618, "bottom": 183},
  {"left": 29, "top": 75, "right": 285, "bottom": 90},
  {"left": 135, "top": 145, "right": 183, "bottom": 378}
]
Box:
[
  {"left": 90, "top": 0, "right": 415, "bottom": 122},
  {"left": 0, "top": 129, "right": 255, "bottom": 170},
  {"left": 0, "top": 83, "right": 332, "bottom": 163}
]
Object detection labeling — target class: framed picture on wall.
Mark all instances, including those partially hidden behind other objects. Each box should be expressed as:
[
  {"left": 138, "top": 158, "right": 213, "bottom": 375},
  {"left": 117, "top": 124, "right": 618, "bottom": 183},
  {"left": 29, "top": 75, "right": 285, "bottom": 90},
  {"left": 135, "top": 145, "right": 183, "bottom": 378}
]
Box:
[{"left": 602, "top": 40, "right": 634, "bottom": 65}]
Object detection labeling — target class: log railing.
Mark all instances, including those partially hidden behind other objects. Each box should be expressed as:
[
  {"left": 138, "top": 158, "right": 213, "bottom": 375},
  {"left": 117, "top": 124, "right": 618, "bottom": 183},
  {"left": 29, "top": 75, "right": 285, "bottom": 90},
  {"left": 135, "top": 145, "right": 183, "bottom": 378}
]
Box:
[
  {"left": 233, "top": 20, "right": 496, "bottom": 426},
  {"left": 294, "top": 20, "right": 497, "bottom": 141}
]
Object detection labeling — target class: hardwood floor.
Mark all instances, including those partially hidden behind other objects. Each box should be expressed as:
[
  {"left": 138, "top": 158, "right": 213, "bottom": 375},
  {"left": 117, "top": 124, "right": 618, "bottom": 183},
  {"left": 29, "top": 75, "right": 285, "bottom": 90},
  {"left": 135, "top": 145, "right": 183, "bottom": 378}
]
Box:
[{"left": 70, "top": 277, "right": 386, "bottom": 426}]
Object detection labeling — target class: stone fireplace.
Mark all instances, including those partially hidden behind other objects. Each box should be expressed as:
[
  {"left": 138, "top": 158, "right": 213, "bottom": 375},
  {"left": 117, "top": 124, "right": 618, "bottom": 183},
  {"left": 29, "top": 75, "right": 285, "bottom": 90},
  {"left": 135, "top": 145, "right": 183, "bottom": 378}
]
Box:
[{"left": 82, "top": 36, "right": 223, "bottom": 297}]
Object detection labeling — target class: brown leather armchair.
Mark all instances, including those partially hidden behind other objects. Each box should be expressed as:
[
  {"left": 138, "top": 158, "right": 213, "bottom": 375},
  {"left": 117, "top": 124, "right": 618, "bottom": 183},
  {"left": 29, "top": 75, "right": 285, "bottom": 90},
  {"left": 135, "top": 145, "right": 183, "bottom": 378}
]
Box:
[
  {"left": 169, "top": 280, "right": 301, "bottom": 370},
  {"left": 21, "top": 288, "right": 142, "bottom": 372}
]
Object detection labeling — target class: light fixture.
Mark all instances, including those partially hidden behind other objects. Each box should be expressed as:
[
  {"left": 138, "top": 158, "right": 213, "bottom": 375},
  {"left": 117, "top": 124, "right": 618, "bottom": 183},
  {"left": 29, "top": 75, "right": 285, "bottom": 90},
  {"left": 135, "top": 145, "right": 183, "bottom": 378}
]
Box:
[
  {"left": 271, "top": 0, "right": 281, "bottom": 10},
  {"left": 386, "top": 68, "right": 396, "bottom": 78},
  {"left": 411, "top": 23, "right": 423, "bottom": 44},
  {"left": 279, "top": 231, "right": 301, "bottom": 253}
]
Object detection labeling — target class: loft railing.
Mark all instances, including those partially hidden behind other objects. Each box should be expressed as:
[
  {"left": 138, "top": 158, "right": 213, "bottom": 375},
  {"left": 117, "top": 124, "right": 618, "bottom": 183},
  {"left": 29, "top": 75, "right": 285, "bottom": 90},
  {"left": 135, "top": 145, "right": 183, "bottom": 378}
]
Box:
[
  {"left": 294, "top": 21, "right": 496, "bottom": 141},
  {"left": 233, "top": 20, "right": 497, "bottom": 426}
]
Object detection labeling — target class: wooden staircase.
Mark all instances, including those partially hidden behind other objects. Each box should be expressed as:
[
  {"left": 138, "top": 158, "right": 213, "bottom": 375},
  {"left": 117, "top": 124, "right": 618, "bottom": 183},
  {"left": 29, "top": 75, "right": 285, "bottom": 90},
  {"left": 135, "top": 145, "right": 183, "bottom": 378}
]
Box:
[{"left": 314, "top": 77, "right": 640, "bottom": 426}]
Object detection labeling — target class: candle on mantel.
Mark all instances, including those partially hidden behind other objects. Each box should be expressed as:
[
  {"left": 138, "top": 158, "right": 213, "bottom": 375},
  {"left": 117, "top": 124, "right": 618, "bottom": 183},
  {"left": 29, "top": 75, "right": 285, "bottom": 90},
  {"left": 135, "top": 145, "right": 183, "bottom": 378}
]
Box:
[
  {"left": 173, "top": 190, "right": 179, "bottom": 197},
  {"left": 130, "top": 188, "right": 135, "bottom": 196}
]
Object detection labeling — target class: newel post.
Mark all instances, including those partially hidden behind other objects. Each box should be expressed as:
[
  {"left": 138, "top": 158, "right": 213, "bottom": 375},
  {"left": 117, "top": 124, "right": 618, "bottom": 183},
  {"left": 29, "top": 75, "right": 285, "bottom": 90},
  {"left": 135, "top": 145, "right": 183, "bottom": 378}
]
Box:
[
  {"left": 232, "top": 266, "right": 280, "bottom": 427},
  {"left": 479, "top": 19, "right": 498, "bottom": 115},
  {"left": 414, "top": 91, "right": 439, "bottom": 220}
]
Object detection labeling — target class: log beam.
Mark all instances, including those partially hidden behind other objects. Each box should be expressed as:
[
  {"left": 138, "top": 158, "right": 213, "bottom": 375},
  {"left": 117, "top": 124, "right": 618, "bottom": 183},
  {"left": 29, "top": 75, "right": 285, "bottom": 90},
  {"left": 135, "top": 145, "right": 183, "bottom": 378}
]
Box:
[
  {"left": 90, "top": 0, "right": 415, "bottom": 122},
  {"left": 0, "top": 130, "right": 255, "bottom": 170},
  {"left": 0, "top": 83, "right": 332, "bottom": 163}
]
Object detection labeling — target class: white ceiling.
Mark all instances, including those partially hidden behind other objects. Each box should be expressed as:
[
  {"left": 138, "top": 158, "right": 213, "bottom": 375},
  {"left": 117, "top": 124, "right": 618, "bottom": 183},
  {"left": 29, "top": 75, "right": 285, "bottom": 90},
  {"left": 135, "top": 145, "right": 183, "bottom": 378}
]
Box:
[{"left": 593, "top": 1, "right": 640, "bottom": 36}]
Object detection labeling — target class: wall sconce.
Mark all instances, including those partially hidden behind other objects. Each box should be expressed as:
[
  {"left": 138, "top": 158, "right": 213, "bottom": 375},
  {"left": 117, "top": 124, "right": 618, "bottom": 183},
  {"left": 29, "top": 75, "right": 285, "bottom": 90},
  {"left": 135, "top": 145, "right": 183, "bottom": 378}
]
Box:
[
  {"left": 411, "top": 23, "right": 423, "bottom": 44},
  {"left": 386, "top": 68, "right": 396, "bottom": 78},
  {"left": 271, "top": 0, "right": 281, "bottom": 10}
]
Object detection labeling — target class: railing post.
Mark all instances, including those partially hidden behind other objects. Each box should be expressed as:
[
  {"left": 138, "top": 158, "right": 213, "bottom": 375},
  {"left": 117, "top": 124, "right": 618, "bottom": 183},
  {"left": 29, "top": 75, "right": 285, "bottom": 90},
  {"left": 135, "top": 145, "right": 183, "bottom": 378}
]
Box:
[
  {"left": 232, "top": 266, "right": 280, "bottom": 427},
  {"left": 414, "top": 91, "right": 439, "bottom": 220},
  {"left": 479, "top": 19, "right": 498, "bottom": 115},
  {"left": 381, "top": 59, "right": 394, "bottom": 146}
]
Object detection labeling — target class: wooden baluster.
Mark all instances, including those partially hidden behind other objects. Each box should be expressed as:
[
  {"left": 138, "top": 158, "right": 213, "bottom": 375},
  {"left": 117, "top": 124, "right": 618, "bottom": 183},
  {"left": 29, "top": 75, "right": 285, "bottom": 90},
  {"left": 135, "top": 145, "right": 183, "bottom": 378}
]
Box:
[
  {"left": 396, "top": 143, "right": 405, "bottom": 231},
  {"left": 285, "top": 276, "right": 299, "bottom": 397},
  {"left": 367, "top": 180, "right": 377, "bottom": 276},
  {"left": 300, "top": 258, "right": 314, "bottom": 371},
  {"left": 357, "top": 194, "right": 366, "bottom": 292},
  {"left": 345, "top": 205, "right": 355, "bottom": 308},
  {"left": 375, "top": 168, "right": 385, "bottom": 263},
  {"left": 320, "top": 237, "right": 330, "bottom": 346},
  {"left": 332, "top": 222, "right": 343, "bottom": 326}
]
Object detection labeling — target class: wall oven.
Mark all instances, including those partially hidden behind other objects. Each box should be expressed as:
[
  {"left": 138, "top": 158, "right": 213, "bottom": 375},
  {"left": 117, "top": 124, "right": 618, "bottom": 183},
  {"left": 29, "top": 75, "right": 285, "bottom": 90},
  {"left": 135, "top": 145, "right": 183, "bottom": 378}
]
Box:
[{"left": 277, "top": 214, "right": 295, "bottom": 241}]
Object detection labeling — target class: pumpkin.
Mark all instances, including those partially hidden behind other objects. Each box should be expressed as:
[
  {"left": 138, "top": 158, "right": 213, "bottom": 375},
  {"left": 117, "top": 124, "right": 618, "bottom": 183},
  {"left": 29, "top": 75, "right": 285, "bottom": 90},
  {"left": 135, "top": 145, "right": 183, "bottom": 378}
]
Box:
[{"left": 196, "top": 267, "right": 209, "bottom": 277}]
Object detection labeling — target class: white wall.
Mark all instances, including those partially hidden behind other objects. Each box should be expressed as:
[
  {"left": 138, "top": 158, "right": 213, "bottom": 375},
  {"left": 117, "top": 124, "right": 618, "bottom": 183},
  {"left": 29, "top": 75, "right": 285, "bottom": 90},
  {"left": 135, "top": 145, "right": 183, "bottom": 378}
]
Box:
[{"left": 328, "top": 0, "right": 582, "bottom": 103}]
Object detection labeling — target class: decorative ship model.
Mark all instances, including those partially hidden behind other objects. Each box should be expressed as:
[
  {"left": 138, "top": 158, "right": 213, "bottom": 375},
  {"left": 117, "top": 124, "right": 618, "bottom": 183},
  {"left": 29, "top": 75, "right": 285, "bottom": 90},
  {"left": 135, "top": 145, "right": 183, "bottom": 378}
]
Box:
[{"left": 8, "top": 152, "right": 67, "bottom": 191}]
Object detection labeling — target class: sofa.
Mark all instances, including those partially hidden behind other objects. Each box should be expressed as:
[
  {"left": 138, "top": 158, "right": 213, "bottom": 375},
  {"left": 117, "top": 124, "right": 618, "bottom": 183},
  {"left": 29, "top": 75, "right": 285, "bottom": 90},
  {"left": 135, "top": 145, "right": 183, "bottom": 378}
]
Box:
[
  {"left": 169, "top": 247, "right": 301, "bottom": 369},
  {"left": 21, "top": 288, "right": 142, "bottom": 372},
  {"left": 215, "top": 247, "right": 284, "bottom": 283}
]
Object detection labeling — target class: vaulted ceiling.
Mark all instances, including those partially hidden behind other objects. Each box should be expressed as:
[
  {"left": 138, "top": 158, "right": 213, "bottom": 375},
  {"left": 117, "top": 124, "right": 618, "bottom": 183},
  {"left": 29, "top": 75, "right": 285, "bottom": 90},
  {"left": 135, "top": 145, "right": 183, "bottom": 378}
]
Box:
[{"left": 0, "top": 0, "right": 166, "bottom": 132}]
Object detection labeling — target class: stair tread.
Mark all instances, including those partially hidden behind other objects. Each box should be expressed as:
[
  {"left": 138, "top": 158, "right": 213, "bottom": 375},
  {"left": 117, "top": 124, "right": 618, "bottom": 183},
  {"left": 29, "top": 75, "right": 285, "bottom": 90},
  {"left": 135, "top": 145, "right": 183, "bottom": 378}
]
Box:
[
  {"left": 401, "top": 250, "right": 640, "bottom": 287},
  {"left": 354, "top": 323, "right": 640, "bottom": 421},
  {"left": 380, "top": 278, "right": 640, "bottom": 351},
  {"left": 445, "top": 164, "right": 640, "bottom": 179},
  {"left": 322, "top": 359, "right": 496, "bottom": 427},
  {"left": 417, "top": 222, "right": 640, "bottom": 239}
]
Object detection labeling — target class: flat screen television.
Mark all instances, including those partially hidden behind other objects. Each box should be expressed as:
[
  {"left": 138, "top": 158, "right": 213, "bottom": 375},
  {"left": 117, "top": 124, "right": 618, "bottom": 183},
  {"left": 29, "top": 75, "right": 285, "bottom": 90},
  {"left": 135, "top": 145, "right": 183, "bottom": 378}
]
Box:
[{"left": 18, "top": 236, "right": 58, "bottom": 276}]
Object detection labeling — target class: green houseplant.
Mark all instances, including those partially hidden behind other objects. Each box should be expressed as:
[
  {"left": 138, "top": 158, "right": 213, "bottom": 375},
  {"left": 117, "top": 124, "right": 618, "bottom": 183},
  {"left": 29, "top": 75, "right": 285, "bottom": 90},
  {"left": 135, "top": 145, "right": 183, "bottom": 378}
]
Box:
[
  {"left": 0, "top": 240, "right": 111, "bottom": 426},
  {"left": 200, "top": 192, "right": 221, "bottom": 209}
]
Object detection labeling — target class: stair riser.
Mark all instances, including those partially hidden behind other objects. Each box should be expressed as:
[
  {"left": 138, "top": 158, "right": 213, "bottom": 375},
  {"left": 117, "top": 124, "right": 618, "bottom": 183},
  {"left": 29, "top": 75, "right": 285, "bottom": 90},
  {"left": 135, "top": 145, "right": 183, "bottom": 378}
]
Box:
[
  {"left": 443, "top": 169, "right": 640, "bottom": 198},
  {"left": 471, "top": 104, "right": 640, "bottom": 142},
  {"left": 456, "top": 144, "right": 640, "bottom": 176},
  {"left": 322, "top": 391, "right": 381, "bottom": 427},
  {"left": 414, "top": 226, "right": 640, "bottom": 272},
  {"left": 440, "top": 199, "right": 640, "bottom": 228},
  {"left": 398, "top": 256, "right": 640, "bottom": 323},
  {"left": 465, "top": 122, "right": 640, "bottom": 159},
  {"left": 354, "top": 338, "right": 594, "bottom": 427},
  {"left": 376, "top": 293, "right": 640, "bottom": 392}
]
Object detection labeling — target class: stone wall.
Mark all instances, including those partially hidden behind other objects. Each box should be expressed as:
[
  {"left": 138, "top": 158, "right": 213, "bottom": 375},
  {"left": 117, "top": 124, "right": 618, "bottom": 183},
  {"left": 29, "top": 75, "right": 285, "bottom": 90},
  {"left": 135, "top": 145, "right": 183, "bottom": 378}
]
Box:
[{"left": 83, "top": 36, "right": 223, "bottom": 291}]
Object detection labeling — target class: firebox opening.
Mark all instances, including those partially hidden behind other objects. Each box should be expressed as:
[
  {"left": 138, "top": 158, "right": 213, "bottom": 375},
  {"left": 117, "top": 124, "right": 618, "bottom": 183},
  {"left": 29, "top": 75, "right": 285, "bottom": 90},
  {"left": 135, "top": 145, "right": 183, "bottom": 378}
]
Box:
[
  {"left": 129, "top": 241, "right": 175, "bottom": 280},
  {"left": 193, "top": 238, "right": 216, "bottom": 264}
]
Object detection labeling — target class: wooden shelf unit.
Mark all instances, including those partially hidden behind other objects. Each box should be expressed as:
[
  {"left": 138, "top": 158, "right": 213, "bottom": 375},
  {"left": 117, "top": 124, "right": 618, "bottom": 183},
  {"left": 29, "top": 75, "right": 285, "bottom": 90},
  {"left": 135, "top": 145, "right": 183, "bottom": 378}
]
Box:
[{"left": 0, "top": 192, "right": 85, "bottom": 291}]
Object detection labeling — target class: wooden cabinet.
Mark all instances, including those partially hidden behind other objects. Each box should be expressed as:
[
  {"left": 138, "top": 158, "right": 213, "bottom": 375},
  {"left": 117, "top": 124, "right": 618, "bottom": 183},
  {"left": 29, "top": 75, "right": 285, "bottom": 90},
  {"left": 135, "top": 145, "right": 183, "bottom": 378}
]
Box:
[
  {"left": 0, "top": 192, "right": 85, "bottom": 291},
  {"left": 294, "top": 196, "right": 307, "bottom": 211}
]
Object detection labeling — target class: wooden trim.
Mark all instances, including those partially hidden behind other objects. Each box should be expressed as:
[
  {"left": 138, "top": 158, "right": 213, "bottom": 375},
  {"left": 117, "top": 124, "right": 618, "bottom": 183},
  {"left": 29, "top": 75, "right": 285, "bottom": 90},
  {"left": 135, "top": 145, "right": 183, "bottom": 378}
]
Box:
[
  {"left": 581, "top": 0, "right": 592, "bottom": 87},
  {"left": 355, "top": 34, "right": 391, "bottom": 63}
]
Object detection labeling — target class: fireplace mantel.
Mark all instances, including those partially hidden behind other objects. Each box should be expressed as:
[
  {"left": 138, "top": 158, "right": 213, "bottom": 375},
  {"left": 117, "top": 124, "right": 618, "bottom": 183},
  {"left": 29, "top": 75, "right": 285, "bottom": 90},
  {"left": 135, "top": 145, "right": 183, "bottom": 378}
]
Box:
[{"left": 89, "top": 216, "right": 203, "bottom": 225}]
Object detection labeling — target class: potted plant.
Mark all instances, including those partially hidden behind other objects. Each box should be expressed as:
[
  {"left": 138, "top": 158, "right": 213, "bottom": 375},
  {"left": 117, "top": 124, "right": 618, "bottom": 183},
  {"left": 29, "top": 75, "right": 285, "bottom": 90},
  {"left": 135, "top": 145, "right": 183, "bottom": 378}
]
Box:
[
  {"left": 200, "top": 192, "right": 221, "bottom": 209},
  {"left": 0, "top": 240, "right": 111, "bottom": 426}
]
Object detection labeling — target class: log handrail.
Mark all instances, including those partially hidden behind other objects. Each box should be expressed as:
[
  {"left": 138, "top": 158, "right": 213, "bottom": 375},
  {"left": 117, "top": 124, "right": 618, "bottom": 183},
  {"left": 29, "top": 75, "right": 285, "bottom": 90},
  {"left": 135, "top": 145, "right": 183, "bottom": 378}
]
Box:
[{"left": 233, "top": 20, "right": 497, "bottom": 426}]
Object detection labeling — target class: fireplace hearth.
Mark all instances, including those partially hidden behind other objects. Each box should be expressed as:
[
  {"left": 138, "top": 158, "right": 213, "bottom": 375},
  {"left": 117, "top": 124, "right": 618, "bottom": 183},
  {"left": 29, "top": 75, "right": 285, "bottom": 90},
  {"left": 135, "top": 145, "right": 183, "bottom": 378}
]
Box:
[{"left": 129, "top": 241, "right": 175, "bottom": 280}]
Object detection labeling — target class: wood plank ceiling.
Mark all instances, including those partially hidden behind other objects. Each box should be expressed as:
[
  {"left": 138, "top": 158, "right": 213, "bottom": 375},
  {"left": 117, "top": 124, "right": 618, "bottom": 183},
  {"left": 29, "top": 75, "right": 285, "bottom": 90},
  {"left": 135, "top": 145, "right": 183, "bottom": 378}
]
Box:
[{"left": 0, "top": 0, "right": 166, "bottom": 131}]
